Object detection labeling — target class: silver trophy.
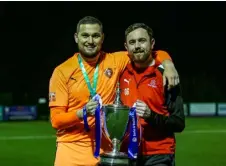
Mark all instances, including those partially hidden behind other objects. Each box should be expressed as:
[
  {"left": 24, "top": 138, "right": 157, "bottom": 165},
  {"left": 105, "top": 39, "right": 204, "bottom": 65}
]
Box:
[{"left": 100, "top": 82, "right": 130, "bottom": 166}]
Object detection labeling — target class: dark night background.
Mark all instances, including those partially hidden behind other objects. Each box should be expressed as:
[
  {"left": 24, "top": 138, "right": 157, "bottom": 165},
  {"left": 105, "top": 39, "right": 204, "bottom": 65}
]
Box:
[{"left": 0, "top": 1, "right": 225, "bottom": 105}]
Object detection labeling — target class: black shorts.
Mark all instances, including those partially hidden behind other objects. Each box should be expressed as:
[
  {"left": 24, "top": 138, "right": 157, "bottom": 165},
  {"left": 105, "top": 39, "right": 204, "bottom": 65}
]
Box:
[{"left": 129, "top": 154, "right": 175, "bottom": 166}]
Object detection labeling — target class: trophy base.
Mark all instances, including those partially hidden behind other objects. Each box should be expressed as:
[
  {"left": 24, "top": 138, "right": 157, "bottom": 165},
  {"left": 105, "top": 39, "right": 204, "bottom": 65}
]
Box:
[{"left": 99, "top": 152, "right": 129, "bottom": 166}]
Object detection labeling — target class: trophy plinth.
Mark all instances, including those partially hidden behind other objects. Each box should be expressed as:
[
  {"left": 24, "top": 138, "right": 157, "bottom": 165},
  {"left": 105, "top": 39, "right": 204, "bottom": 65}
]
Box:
[
  {"left": 100, "top": 83, "right": 130, "bottom": 166},
  {"left": 100, "top": 138, "right": 128, "bottom": 165}
]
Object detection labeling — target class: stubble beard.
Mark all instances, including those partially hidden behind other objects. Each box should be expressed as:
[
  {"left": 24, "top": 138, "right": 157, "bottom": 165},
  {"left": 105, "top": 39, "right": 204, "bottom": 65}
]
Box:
[{"left": 78, "top": 46, "right": 101, "bottom": 59}]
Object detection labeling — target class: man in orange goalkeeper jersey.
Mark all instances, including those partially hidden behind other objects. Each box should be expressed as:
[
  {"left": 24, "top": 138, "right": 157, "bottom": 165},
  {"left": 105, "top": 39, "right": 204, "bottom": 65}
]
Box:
[{"left": 49, "top": 16, "right": 180, "bottom": 166}]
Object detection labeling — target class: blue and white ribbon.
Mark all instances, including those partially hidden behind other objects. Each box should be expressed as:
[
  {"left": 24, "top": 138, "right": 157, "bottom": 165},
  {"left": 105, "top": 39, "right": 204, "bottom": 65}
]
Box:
[
  {"left": 83, "top": 94, "right": 102, "bottom": 158},
  {"left": 83, "top": 106, "right": 90, "bottom": 132},
  {"left": 128, "top": 107, "right": 138, "bottom": 159}
]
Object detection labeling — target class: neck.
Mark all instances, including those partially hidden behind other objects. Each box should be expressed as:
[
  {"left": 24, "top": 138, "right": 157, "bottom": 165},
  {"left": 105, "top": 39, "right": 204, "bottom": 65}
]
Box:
[
  {"left": 80, "top": 53, "right": 100, "bottom": 64},
  {"left": 134, "top": 55, "right": 154, "bottom": 69}
]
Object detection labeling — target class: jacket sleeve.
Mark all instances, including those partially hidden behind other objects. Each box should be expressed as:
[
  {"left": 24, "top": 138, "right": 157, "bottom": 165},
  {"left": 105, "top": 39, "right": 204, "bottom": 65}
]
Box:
[
  {"left": 145, "top": 84, "right": 185, "bottom": 133},
  {"left": 164, "top": 84, "right": 185, "bottom": 132}
]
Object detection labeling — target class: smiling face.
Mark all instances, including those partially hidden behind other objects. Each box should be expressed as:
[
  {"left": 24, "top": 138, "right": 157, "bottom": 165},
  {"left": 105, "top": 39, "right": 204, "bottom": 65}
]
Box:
[
  {"left": 74, "top": 24, "right": 104, "bottom": 58},
  {"left": 125, "top": 27, "right": 155, "bottom": 64}
]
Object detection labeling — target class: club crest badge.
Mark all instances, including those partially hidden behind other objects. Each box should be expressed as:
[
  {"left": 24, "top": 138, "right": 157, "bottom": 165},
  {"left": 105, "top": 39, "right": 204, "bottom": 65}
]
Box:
[
  {"left": 49, "top": 92, "right": 56, "bottom": 102},
  {"left": 124, "top": 88, "right": 129, "bottom": 96},
  {"left": 104, "top": 68, "right": 113, "bottom": 78}
]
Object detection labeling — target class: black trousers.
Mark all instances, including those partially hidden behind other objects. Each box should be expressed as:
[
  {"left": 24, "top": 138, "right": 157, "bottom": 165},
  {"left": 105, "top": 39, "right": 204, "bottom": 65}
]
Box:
[{"left": 129, "top": 154, "right": 175, "bottom": 166}]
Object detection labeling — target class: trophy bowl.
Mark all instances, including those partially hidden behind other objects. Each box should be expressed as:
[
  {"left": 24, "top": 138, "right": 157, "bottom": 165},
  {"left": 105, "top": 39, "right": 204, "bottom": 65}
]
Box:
[{"left": 100, "top": 104, "right": 130, "bottom": 166}]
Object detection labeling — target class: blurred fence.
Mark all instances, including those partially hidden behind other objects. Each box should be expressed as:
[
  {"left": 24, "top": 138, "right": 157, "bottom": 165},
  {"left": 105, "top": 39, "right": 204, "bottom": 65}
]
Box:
[
  {"left": 0, "top": 104, "right": 49, "bottom": 121},
  {"left": 0, "top": 102, "right": 226, "bottom": 122},
  {"left": 184, "top": 102, "right": 226, "bottom": 116}
]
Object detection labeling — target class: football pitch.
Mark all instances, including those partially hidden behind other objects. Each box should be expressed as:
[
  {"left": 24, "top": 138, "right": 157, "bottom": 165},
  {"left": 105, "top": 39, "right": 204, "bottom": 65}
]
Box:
[{"left": 0, "top": 117, "right": 226, "bottom": 166}]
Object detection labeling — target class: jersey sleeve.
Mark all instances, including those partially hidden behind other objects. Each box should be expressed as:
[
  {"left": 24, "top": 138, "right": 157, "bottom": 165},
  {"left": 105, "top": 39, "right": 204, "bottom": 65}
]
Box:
[
  {"left": 50, "top": 107, "right": 81, "bottom": 130},
  {"left": 155, "top": 50, "right": 172, "bottom": 63},
  {"left": 112, "top": 51, "right": 130, "bottom": 75},
  {"left": 49, "top": 68, "right": 68, "bottom": 107}
]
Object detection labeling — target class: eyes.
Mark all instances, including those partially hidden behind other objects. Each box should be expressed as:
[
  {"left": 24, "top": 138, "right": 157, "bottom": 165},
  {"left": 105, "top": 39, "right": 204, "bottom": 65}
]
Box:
[
  {"left": 81, "top": 33, "right": 101, "bottom": 39},
  {"left": 129, "top": 38, "right": 147, "bottom": 45}
]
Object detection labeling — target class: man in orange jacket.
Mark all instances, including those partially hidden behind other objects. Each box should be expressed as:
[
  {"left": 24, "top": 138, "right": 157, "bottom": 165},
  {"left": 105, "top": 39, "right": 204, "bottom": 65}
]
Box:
[
  {"left": 120, "top": 23, "right": 185, "bottom": 166},
  {"left": 49, "top": 16, "right": 180, "bottom": 166}
]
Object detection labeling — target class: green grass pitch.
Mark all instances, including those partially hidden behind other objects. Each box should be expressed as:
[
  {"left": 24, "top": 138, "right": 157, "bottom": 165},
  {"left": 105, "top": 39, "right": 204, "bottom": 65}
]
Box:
[{"left": 0, "top": 117, "right": 226, "bottom": 166}]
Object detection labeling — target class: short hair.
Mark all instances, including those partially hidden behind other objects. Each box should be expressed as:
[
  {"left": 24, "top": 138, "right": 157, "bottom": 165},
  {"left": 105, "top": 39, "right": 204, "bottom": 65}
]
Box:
[
  {"left": 76, "top": 16, "right": 103, "bottom": 33},
  {"left": 125, "top": 23, "right": 153, "bottom": 40}
]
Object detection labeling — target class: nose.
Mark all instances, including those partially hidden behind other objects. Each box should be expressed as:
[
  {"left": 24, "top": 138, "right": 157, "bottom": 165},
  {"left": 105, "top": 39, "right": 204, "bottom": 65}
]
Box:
[
  {"left": 135, "top": 41, "right": 141, "bottom": 49},
  {"left": 87, "top": 36, "right": 94, "bottom": 44}
]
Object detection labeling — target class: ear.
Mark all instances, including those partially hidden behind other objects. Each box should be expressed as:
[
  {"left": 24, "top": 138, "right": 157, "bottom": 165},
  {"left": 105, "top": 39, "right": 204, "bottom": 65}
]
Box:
[
  {"left": 151, "top": 38, "right": 155, "bottom": 49},
  {"left": 101, "top": 33, "right": 105, "bottom": 44},
  {"left": 74, "top": 33, "right": 78, "bottom": 43},
  {"left": 124, "top": 42, "right": 128, "bottom": 51}
]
